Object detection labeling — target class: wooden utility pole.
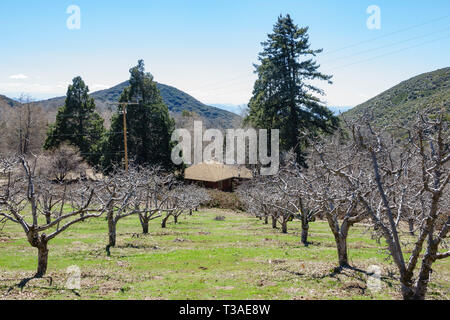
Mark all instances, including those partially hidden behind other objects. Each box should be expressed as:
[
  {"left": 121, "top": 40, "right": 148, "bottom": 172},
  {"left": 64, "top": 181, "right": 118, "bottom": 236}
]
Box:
[
  {"left": 107, "top": 102, "right": 139, "bottom": 172},
  {"left": 122, "top": 105, "right": 129, "bottom": 172}
]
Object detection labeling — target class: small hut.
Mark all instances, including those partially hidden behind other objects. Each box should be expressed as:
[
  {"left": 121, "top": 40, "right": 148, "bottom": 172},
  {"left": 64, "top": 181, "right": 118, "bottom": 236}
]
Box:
[{"left": 184, "top": 160, "right": 252, "bottom": 192}]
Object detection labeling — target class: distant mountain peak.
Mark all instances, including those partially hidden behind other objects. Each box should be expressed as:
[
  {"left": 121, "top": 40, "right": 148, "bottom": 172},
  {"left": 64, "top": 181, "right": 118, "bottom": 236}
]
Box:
[{"left": 29, "top": 81, "right": 243, "bottom": 129}]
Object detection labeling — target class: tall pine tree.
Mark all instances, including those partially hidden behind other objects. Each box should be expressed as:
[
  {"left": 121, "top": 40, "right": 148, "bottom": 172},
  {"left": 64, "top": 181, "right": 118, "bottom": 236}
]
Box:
[
  {"left": 44, "top": 76, "right": 105, "bottom": 166},
  {"left": 102, "top": 60, "right": 175, "bottom": 170},
  {"left": 245, "top": 14, "right": 339, "bottom": 166}
]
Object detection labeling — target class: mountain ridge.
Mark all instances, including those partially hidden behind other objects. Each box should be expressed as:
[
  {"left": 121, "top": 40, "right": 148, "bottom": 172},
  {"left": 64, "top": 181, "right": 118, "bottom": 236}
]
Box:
[
  {"left": 30, "top": 81, "right": 242, "bottom": 129},
  {"left": 343, "top": 67, "right": 450, "bottom": 126},
  {"left": 0, "top": 94, "right": 21, "bottom": 109}
]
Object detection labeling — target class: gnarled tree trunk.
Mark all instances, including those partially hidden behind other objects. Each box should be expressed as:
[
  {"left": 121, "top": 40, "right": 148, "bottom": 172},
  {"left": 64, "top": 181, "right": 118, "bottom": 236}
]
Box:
[
  {"left": 161, "top": 215, "right": 169, "bottom": 228},
  {"left": 36, "top": 241, "right": 49, "bottom": 278},
  {"left": 399, "top": 273, "right": 415, "bottom": 300},
  {"left": 336, "top": 235, "right": 349, "bottom": 267},
  {"left": 27, "top": 231, "right": 50, "bottom": 277},
  {"left": 301, "top": 222, "right": 309, "bottom": 246},
  {"left": 412, "top": 242, "right": 439, "bottom": 300},
  {"left": 139, "top": 214, "right": 150, "bottom": 234},
  {"left": 281, "top": 219, "right": 287, "bottom": 234},
  {"left": 271, "top": 215, "right": 277, "bottom": 229},
  {"left": 141, "top": 219, "right": 149, "bottom": 234},
  {"left": 326, "top": 213, "right": 351, "bottom": 268},
  {"left": 107, "top": 213, "right": 116, "bottom": 248},
  {"left": 408, "top": 218, "right": 415, "bottom": 236},
  {"left": 299, "top": 198, "right": 309, "bottom": 246}
]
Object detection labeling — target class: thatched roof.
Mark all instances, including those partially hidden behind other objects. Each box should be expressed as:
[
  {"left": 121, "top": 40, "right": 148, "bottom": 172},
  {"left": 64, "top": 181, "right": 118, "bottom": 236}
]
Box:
[{"left": 184, "top": 161, "right": 252, "bottom": 182}]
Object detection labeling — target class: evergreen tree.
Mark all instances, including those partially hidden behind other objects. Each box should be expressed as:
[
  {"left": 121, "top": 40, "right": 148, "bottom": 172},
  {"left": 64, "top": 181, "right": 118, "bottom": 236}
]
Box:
[
  {"left": 245, "top": 14, "right": 339, "bottom": 166},
  {"left": 44, "top": 76, "right": 105, "bottom": 166},
  {"left": 102, "top": 60, "right": 175, "bottom": 170}
]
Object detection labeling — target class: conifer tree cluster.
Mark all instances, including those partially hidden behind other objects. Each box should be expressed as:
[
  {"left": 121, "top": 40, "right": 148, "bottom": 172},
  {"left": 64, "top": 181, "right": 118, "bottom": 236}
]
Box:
[
  {"left": 44, "top": 76, "right": 105, "bottom": 166},
  {"left": 45, "top": 60, "right": 175, "bottom": 171},
  {"left": 102, "top": 60, "right": 175, "bottom": 170}
]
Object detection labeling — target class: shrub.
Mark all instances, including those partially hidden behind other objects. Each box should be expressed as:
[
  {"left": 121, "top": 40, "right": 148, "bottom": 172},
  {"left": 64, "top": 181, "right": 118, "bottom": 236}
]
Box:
[{"left": 203, "top": 189, "right": 245, "bottom": 211}]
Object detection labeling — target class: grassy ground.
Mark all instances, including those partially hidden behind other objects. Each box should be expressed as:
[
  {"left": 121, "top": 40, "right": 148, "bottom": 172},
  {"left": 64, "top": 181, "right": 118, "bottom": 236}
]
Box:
[{"left": 0, "top": 208, "right": 448, "bottom": 300}]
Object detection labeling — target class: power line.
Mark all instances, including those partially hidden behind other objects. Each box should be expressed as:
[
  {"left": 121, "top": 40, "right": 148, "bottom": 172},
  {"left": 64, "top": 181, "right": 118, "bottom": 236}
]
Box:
[
  {"left": 186, "top": 30, "right": 450, "bottom": 95},
  {"left": 323, "top": 14, "right": 450, "bottom": 56},
  {"left": 47, "top": 132, "right": 124, "bottom": 137},
  {"left": 188, "top": 73, "right": 256, "bottom": 91},
  {"left": 183, "top": 15, "right": 450, "bottom": 95},
  {"left": 54, "top": 113, "right": 110, "bottom": 118},
  {"left": 79, "top": 151, "right": 125, "bottom": 156},
  {"left": 190, "top": 78, "right": 255, "bottom": 93},
  {"left": 329, "top": 32, "right": 450, "bottom": 71},
  {"left": 184, "top": 14, "right": 450, "bottom": 93},
  {"left": 321, "top": 26, "right": 450, "bottom": 64}
]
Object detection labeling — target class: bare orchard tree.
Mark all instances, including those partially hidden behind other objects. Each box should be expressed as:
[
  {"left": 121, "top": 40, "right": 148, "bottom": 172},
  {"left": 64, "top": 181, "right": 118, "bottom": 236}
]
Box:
[
  {"left": 319, "top": 110, "right": 449, "bottom": 300},
  {"left": 239, "top": 155, "right": 319, "bottom": 242},
  {"left": 0, "top": 157, "right": 15, "bottom": 228},
  {"left": 246, "top": 175, "right": 293, "bottom": 233},
  {"left": 36, "top": 178, "right": 64, "bottom": 224},
  {"left": 167, "top": 194, "right": 185, "bottom": 225},
  {"left": 160, "top": 185, "right": 186, "bottom": 228},
  {"left": 160, "top": 184, "right": 209, "bottom": 228},
  {"left": 307, "top": 132, "right": 369, "bottom": 267},
  {"left": 0, "top": 156, "right": 104, "bottom": 277},
  {"left": 238, "top": 175, "right": 284, "bottom": 230},
  {"left": 237, "top": 177, "right": 272, "bottom": 225},
  {"left": 136, "top": 167, "right": 175, "bottom": 234},
  {"left": 179, "top": 184, "right": 210, "bottom": 216},
  {"left": 188, "top": 185, "right": 210, "bottom": 214},
  {"left": 272, "top": 153, "right": 319, "bottom": 245},
  {"left": 96, "top": 165, "right": 147, "bottom": 254}
]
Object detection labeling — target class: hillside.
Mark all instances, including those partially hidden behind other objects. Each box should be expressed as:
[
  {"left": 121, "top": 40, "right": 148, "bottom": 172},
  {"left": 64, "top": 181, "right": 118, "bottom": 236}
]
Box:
[
  {"left": 344, "top": 67, "right": 450, "bottom": 127},
  {"left": 0, "top": 94, "right": 20, "bottom": 109},
  {"left": 33, "top": 82, "right": 242, "bottom": 129},
  {"left": 0, "top": 95, "right": 20, "bottom": 124}
]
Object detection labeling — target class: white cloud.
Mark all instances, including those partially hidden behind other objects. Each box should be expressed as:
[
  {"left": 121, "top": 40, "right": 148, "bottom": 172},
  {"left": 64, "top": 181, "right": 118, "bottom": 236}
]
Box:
[{"left": 9, "top": 74, "right": 28, "bottom": 80}]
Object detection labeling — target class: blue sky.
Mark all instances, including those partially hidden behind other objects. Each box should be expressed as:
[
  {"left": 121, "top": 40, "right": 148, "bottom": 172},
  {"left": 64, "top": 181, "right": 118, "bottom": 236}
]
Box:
[{"left": 0, "top": 0, "right": 449, "bottom": 107}]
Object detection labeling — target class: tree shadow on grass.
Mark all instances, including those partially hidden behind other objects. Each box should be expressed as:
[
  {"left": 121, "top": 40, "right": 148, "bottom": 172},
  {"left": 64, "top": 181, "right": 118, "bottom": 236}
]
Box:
[
  {"left": 7, "top": 274, "right": 53, "bottom": 293},
  {"left": 311, "top": 264, "right": 395, "bottom": 289},
  {"left": 117, "top": 243, "right": 162, "bottom": 250},
  {"left": 4, "top": 274, "right": 83, "bottom": 298},
  {"left": 278, "top": 263, "right": 395, "bottom": 289}
]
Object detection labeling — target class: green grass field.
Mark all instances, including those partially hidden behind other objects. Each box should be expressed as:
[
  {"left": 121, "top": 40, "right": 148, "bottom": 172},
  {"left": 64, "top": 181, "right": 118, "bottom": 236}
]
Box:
[{"left": 0, "top": 209, "right": 448, "bottom": 300}]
